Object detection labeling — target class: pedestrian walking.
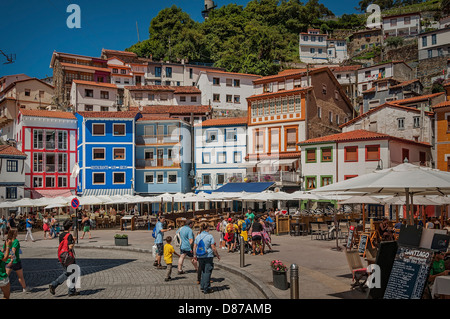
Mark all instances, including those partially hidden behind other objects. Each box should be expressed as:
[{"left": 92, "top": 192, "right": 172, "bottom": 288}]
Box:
[
  {"left": 3, "top": 229, "right": 30, "bottom": 293},
  {"left": 250, "top": 215, "right": 265, "bottom": 256},
  {"left": 224, "top": 218, "right": 236, "bottom": 253},
  {"left": 177, "top": 219, "right": 198, "bottom": 275},
  {"left": 42, "top": 214, "right": 51, "bottom": 240},
  {"left": 0, "top": 216, "right": 6, "bottom": 241},
  {"left": 49, "top": 219, "right": 79, "bottom": 297},
  {"left": 193, "top": 223, "right": 220, "bottom": 294},
  {"left": 153, "top": 216, "right": 171, "bottom": 269},
  {"left": 7, "top": 213, "right": 16, "bottom": 231},
  {"left": 0, "top": 237, "right": 12, "bottom": 299},
  {"left": 164, "top": 236, "right": 180, "bottom": 282},
  {"left": 80, "top": 213, "right": 92, "bottom": 239},
  {"left": 24, "top": 214, "right": 35, "bottom": 242}
]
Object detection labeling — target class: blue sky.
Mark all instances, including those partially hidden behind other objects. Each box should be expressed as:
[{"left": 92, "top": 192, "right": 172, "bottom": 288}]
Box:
[{"left": 0, "top": 0, "right": 359, "bottom": 79}]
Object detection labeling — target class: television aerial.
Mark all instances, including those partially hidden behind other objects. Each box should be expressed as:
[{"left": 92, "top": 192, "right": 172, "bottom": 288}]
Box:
[{"left": 0, "top": 50, "right": 16, "bottom": 64}]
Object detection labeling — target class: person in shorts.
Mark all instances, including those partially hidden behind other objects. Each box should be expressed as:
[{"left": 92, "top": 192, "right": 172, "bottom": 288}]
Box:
[
  {"left": 80, "top": 213, "right": 92, "bottom": 239},
  {"left": 4, "top": 229, "right": 30, "bottom": 293},
  {"left": 153, "top": 216, "right": 171, "bottom": 269},
  {"left": 177, "top": 220, "right": 198, "bottom": 275},
  {"left": 0, "top": 237, "right": 12, "bottom": 299}
]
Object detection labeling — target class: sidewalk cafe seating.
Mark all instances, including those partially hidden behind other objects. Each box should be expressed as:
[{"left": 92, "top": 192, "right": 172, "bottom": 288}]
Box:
[
  {"left": 319, "top": 223, "right": 330, "bottom": 240},
  {"left": 338, "top": 223, "right": 349, "bottom": 243},
  {"left": 310, "top": 223, "right": 321, "bottom": 240},
  {"left": 345, "top": 249, "right": 368, "bottom": 291}
]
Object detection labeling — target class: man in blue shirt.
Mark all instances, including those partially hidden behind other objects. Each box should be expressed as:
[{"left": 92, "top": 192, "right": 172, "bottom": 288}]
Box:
[
  {"left": 153, "top": 216, "right": 171, "bottom": 269},
  {"left": 177, "top": 220, "right": 198, "bottom": 275},
  {"left": 193, "top": 223, "right": 220, "bottom": 294},
  {"left": 24, "top": 214, "right": 35, "bottom": 242}
]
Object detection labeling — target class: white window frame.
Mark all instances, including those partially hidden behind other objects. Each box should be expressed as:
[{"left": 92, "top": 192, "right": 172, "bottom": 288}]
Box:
[
  {"left": 168, "top": 172, "right": 177, "bottom": 184},
  {"left": 113, "top": 172, "right": 126, "bottom": 185},
  {"left": 92, "top": 123, "right": 105, "bottom": 136},
  {"left": 144, "top": 172, "right": 154, "bottom": 184},
  {"left": 92, "top": 172, "right": 106, "bottom": 185},
  {"left": 113, "top": 147, "right": 126, "bottom": 160},
  {"left": 156, "top": 173, "right": 164, "bottom": 184},
  {"left": 92, "top": 148, "right": 106, "bottom": 160},
  {"left": 113, "top": 123, "right": 126, "bottom": 136}
]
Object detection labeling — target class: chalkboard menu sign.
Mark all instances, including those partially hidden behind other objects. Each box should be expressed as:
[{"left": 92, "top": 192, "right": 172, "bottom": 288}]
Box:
[
  {"left": 358, "top": 233, "right": 369, "bottom": 255},
  {"left": 346, "top": 225, "right": 355, "bottom": 249},
  {"left": 383, "top": 245, "right": 433, "bottom": 299}
]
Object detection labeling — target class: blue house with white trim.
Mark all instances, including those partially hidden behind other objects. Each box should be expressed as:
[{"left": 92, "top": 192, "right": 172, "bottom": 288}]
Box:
[
  {"left": 76, "top": 111, "right": 141, "bottom": 196},
  {"left": 194, "top": 117, "right": 248, "bottom": 192},
  {"left": 135, "top": 116, "right": 192, "bottom": 199}
]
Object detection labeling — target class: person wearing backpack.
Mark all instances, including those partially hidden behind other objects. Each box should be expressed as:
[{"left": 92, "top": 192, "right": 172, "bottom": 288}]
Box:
[
  {"left": 193, "top": 223, "right": 220, "bottom": 294},
  {"left": 49, "top": 219, "right": 79, "bottom": 297}
]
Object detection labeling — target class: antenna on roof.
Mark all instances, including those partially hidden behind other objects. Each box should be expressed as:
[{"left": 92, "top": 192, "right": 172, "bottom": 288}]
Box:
[{"left": 0, "top": 49, "right": 16, "bottom": 64}]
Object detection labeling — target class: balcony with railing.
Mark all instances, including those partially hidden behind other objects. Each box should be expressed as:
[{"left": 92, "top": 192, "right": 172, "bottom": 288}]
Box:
[
  {"left": 136, "top": 158, "right": 181, "bottom": 168},
  {"left": 136, "top": 134, "right": 179, "bottom": 145}
]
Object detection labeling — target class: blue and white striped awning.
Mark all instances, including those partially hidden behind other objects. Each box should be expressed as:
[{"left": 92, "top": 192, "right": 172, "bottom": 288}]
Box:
[{"left": 81, "top": 188, "right": 133, "bottom": 197}]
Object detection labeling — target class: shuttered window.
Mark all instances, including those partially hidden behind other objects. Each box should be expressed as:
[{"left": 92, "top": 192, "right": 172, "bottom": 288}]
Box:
[
  {"left": 366, "top": 145, "right": 380, "bottom": 161},
  {"left": 286, "top": 128, "right": 297, "bottom": 150},
  {"left": 306, "top": 148, "right": 316, "bottom": 163},
  {"left": 321, "top": 147, "right": 332, "bottom": 162},
  {"left": 345, "top": 146, "right": 358, "bottom": 162}
]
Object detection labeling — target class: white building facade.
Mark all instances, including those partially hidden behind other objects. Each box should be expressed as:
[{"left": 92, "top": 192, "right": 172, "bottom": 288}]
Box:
[
  {"left": 194, "top": 117, "right": 248, "bottom": 191},
  {"left": 299, "top": 29, "right": 348, "bottom": 64},
  {"left": 70, "top": 80, "right": 118, "bottom": 112},
  {"left": 382, "top": 12, "right": 421, "bottom": 38},
  {"left": 196, "top": 70, "right": 261, "bottom": 112}
]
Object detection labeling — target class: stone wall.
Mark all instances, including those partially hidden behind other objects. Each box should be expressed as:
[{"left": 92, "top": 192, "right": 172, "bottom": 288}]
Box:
[
  {"left": 212, "top": 108, "right": 247, "bottom": 119},
  {"left": 417, "top": 56, "right": 448, "bottom": 89}
]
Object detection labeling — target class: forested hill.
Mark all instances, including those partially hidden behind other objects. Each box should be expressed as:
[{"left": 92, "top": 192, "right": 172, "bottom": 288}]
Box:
[{"left": 125, "top": 0, "right": 446, "bottom": 76}]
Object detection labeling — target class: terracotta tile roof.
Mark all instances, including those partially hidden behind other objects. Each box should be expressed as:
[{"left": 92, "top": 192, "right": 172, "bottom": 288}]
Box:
[
  {"left": 125, "top": 85, "right": 201, "bottom": 94},
  {"left": 253, "top": 69, "right": 307, "bottom": 84},
  {"left": 246, "top": 152, "right": 301, "bottom": 160},
  {"left": 339, "top": 102, "right": 433, "bottom": 128},
  {"left": 194, "top": 117, "right": 248, "bottom": 127},
  {"left": 76, "top": 111, "right": 138, "bottom": 118},
  {"left": 389, "top": 79, "right": 420, "bottom": 89},
  {"left": 136, "top": 115, "right": 172, "bottom": 122},
  {"left": 20, "top": 109, "right": 76, "bottom": 120},
  {"left": 102, "top": 49, "right": 137, "bottom": 57},
  {"left": 329, "top": 65, "right": 362, "bottom": 72},
  {"left": 131, "top": 105, "right": 212, "bottom": 115},
  {"left": 205, "top": 70, "right": 262, "bottom": 78},
  {"left": 60, "top": 62, "right": 111, "bottom": 73},
  {"left": 72, "top": 80, "right": 117, "bottom": 89},
  {"left": 432, "top": 101, "right": 450, "bottom": 109},
  {"left": 392, "top": 92, "right": 445, "bottom": 105},
  {"left": 0, "top": 145, "right": 27, "bottom": 157},
  {"left": 298, "top": 129, "right": 431, "bottom": 147}
]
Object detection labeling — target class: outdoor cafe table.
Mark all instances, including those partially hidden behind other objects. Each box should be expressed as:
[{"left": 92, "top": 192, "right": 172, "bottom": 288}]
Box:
[
  {"left": 120, "top": 215, "right": 135, "bottom": 231},
  {"left": 432, "top": 275, "right": 450, "bottom": 298}
]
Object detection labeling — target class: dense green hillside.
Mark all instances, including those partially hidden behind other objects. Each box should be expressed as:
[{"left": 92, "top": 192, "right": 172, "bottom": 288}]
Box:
[{"left": 125, "top": 0, "right": 445, "bottom": 76}]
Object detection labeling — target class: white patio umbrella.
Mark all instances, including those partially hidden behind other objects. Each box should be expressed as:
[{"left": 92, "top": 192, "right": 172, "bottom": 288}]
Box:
[
  {"left": 339, "top": 195, "right": 387, "bottom": 205},
  {"left": 289, "top": 191, "right": 326, "bottom": 201},
  {"left": 313, "top": 162, "right": 450, "bottom": 224}
]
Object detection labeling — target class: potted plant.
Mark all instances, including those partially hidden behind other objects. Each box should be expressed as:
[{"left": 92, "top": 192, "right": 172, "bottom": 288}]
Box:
[
  {"left": 114, "top": 234, "right": 128, "bottom": 246},
  {"left": 270, "top": 260, "right": 289, "bottom": 290}
]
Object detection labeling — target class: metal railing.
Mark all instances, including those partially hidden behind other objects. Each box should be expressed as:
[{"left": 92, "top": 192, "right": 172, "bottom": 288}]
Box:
[
  {"left": 136, "top": 134, "right": 179, "bottom": 145},
  {"left": 136, "top": 158, "right": 181, "bottom": 168}
]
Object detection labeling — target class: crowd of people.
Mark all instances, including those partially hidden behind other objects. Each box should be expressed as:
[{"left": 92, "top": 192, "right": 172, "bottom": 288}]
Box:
[{"left": 151, "top": 208, "right": 277, "bottom": 295}]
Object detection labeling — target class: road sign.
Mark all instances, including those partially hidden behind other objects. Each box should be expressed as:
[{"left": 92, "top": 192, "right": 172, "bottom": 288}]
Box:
[{"left": 71, "top": 197, "right": 80, "bottom": 209}]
